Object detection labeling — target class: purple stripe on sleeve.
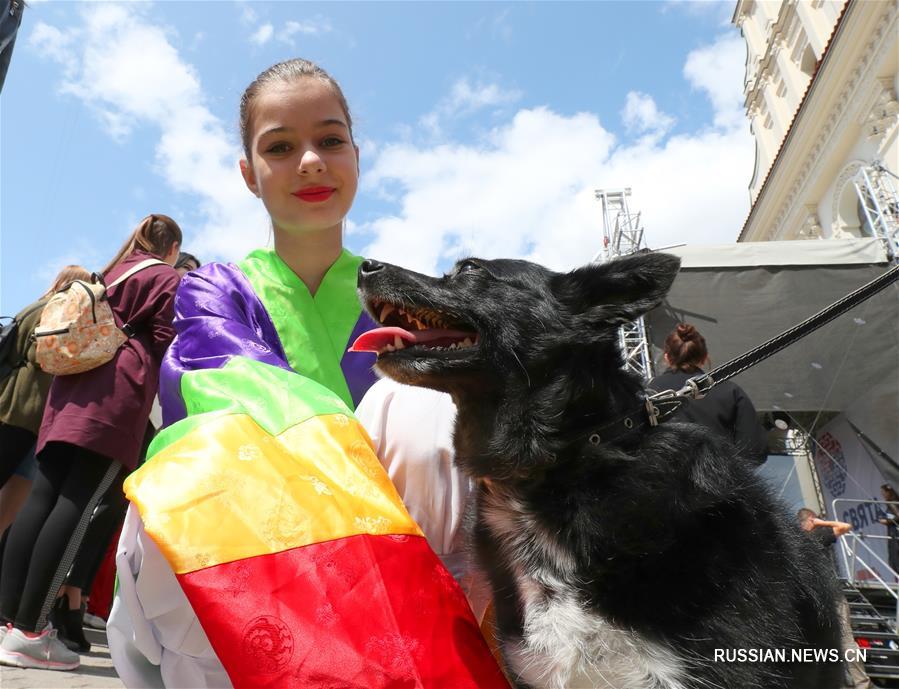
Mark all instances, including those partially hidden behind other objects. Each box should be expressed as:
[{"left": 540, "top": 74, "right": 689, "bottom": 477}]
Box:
[
  {"left": 340, "top": 311, "right": 379, "bottom": 409},
  {"left": 159, "top": 263, "right": 290, "bottom": 427}
]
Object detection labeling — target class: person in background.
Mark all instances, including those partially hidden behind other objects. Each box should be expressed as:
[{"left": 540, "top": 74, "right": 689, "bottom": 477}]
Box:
[
  {"left": 173, "top": 252, "right": 201, "bottom": 277},
  {"left": 877, "top": 484, "right": 899, "bottom": 575},
  {"left": 0, "top": 215, "right": 181, "bottom": 672},
  {"left": 799, "top": 508, "right": 872, "bottom": 689},
  {"left": 649, "top": 322, "right": 769, "bottom": 466},
  {"left": 0, "top": 265, "right": 91, "bottom": 490}
]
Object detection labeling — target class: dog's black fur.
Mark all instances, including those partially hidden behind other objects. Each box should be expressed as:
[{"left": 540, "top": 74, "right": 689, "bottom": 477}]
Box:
[{"left": 357, "top": 253, "right": 843, "bottom": 689}]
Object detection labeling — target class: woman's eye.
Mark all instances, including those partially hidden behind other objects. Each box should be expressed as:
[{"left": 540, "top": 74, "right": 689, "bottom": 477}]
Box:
[
  {"left": 322, "top": 136, "right": 345, "bottom": 148},
  {"left": 266, "top": 142, "right": 291, "bottom": 154}
]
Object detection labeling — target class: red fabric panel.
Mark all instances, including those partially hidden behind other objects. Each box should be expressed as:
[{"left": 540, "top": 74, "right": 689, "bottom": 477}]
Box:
[
  {"left": 87, "top": 525, "right": 121, "bottom": 620},
  {"left": 178, "top": 534, "right": 510, "bottom": 689}
]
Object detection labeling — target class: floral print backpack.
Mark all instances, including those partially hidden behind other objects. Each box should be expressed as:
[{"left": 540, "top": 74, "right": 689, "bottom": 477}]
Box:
[{"left": 34, "top": 259, "right": 165, "bottom": 375}]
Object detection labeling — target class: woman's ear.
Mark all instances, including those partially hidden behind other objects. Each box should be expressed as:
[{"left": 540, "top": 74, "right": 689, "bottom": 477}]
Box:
[
  {"left": 240, "top": 159, "right": 260, "bottom": 197},
  {"left": 164, "top": 242, "right": 181, "bottom": 266}
]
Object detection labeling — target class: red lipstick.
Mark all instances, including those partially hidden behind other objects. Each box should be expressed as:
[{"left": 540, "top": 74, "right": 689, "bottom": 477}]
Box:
[{"left": 293, "top": 186, "right": 335, "bottom": 203}]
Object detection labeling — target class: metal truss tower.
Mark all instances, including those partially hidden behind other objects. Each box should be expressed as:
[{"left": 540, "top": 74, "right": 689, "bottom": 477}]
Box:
[
  {"left": 854, "top": 161, "right": 899, "bottom": 264},
  {"left": 594, "top": 187, "right": 654, "bottom": 381}
]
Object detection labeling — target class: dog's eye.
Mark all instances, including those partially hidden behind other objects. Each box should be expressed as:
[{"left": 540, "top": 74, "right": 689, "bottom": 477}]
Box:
[{"left": 456, "top": 261, "right": 481, "bottom": 275}]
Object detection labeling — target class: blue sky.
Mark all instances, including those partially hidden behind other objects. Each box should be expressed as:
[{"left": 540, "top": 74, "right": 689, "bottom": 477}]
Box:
[{"left": 1, "top": 0, "right": 753, "bottom": 313}]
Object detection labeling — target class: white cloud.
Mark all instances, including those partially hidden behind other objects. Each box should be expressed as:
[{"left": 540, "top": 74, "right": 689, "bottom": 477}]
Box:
[
  {"left": 419, "top": 77, "right": 521, "bottom": 139},
  {"left": 280, "top": 18, "right": 331, "bottom": 42},
  {"left": 250, "top": 23, "right": 274, "bottom": 45},
  {"left": 361, "top": 35, "right": 753, "bottom": 274},
  {"left": 31, "top": 4, "right": 268, "bottom": 262},
  {"left": 29, "top": 22, "right": 75, "bottom": 63},
  {"left": 238, "top": 3, "right": 258, "bottom": 25},
  {"left": 684, "top": 33, "right": 747, "bottom": 129},
  {"left": 621, "top": 91, "right": 675, "bottom": 136}
]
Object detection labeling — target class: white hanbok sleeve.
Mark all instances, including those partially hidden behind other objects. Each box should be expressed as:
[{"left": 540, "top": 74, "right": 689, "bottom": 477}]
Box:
[
  {"left": 355, "top": 378, "right": 490, "bottom": 621},
  {"left": 108, "top": 504, "right": 232, "bottom": 689}
]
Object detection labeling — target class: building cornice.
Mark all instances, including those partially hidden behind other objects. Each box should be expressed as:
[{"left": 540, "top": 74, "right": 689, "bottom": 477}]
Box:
[
  {"left": 737, "top": 0, "right": 854, "bottom": 241},
  {"left": 739, "top": 0, "right": 899, "bottom": 241}
]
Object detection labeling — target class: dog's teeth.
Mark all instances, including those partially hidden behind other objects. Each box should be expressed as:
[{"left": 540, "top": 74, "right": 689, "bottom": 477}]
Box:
[
  {"left": 384, "top": 344, "right": 395, "bottom": 352},
  {"left": 448, "top": 343, "right": 457, "bottom": 350},
  {"left": 462, "top": 338, "right": 473, "bottom": 347},
  {"left": 393, "top": 335, "right": 405, "bottom": 350},
  {"left": 380, "top": 303, "right": 395, "bottom": 322}
]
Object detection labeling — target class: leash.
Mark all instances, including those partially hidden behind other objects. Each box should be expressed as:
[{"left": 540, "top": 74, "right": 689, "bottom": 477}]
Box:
[{"left": 585, "top": 262, "right": 899, "bottom": 448}]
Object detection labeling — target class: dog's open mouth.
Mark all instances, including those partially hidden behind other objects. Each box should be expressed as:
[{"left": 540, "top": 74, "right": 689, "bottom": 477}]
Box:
[{"left": 349, "top": 299, "right": 479, "bottom": 357}]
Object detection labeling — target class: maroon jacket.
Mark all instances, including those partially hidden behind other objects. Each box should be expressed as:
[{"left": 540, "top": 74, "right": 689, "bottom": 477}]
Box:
[{"left": 38, "top": 250, "right": 180, "bottom": 469}]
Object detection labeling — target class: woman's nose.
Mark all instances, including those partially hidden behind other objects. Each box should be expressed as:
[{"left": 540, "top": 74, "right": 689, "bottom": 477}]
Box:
[
  {"left": 359, "top": 259, "right": 385, "bottom": 276},
  {"left": 298, "top": 149, "right": 325, "bottom": 174}
]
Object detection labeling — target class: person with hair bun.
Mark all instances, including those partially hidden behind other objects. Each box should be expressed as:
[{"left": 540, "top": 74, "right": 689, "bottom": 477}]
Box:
[
  {"left": 0, "top": 215, "right": 181, "bottom": 671},
  {"left": 650, "top": 322, "right": 768, "bottom": 467}
]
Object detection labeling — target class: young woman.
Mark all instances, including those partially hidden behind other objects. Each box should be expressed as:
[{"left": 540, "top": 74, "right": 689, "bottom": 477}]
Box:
[
  {"left": 0, "top": 265, "right": 91, "bottom": 491},
  {"left": 650, "top": 322, "right": 768, "bottom": 466},
  {"left": 0, "top": 215, "right": 181, "bottom": 671},
  {"left": 108, "top": 59, "right": 506, "bottom": 689}
]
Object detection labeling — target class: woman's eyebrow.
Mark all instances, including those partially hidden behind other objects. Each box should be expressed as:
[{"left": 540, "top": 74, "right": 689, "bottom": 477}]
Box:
[{"left": 258, "top": 120, "right": 349, "bottom": 139}]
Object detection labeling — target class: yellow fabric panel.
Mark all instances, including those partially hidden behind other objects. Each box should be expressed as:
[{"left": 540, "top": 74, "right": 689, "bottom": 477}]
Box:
[{"left": 125, "top": 413, "right": 422, "bottom": 574}]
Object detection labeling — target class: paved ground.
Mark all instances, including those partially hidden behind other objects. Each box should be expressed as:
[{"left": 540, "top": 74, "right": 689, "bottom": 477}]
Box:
[{"left": 0, "top": 628, "right": 124, "bottom": 689}]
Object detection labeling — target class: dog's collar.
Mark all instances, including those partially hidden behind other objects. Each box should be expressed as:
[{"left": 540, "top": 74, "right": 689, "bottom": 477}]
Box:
[{"left": 582, "top": 375, "right": 714, "bottom": 448}]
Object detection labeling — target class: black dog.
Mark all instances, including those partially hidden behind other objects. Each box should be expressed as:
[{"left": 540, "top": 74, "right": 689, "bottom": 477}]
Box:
[{"left": 353, "top": 253, "right": 843, "bottom": 689}]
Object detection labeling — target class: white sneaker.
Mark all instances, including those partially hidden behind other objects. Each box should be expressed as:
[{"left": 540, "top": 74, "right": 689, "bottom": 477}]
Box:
[
  {"left": 83, "top": 611, "right": 106, "bottom": 630},
  {"left": 0, "top": 624, "right": 80, "bottom": 670}
]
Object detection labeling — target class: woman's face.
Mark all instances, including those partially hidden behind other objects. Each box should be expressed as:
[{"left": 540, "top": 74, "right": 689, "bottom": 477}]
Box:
[
  {"left": 176, "top": 261, "right": 198, "bottom": 277},
  {"left": 240, "top": 79, "right": 359, "bottom": 239}
]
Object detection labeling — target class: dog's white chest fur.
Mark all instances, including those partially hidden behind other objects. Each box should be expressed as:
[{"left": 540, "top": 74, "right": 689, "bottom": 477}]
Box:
[{"left": 482, "top": 491, "right": 688, "bottom": 689}]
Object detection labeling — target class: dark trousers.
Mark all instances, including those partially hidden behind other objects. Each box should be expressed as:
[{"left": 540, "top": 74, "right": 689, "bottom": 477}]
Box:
[
  {"left": 66, "top": 463, "right": 128, "bottom": 592},
  {"left": 0, "top": 422, "right": 36, "bottom": 488},
  {"left": 0, "top": 442, "right": 119, "bottom": 632}
]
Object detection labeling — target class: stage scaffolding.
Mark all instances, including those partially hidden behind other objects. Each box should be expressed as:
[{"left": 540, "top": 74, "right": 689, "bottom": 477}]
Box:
[{"left": 594, "top": 188, "right": 654, "bottom": 381}]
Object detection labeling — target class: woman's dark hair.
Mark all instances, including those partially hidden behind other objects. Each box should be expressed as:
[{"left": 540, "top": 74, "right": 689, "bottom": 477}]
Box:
[
  {"left": 239, "top": 58, "right": 353, "bottom": 160},
  {"left": 663, "top": 322, "right": 709, "bottom": 372},
  {"left": 175, "top": 252, "right": 201, "bottom": 271},
  {"left": 102, "top": 214, "right": 182, "bottom": 276}
]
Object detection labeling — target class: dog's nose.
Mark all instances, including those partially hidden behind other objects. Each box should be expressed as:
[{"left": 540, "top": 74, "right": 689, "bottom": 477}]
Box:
[{"left": 359, "top": 259, "right": 385, "bottom": 276}]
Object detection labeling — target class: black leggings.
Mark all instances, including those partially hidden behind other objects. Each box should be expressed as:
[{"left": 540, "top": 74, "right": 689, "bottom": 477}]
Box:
[
  {"left": 0, "top": 442, "right": 119, "bottom": 632},
  {"left": 66, "top": 463, "right": 128, "bottom": 592},
  {"left": 0, "top": 422, "right": 37, "bottom": 488}
]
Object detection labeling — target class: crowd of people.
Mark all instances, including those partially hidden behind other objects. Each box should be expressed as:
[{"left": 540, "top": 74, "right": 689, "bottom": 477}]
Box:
[{"left": 0, "top": 54, "right": 889, "bottom": 688}]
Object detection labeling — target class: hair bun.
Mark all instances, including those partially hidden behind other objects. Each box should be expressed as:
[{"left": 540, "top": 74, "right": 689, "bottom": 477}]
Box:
[{"left": 676, "top": 323, "right": 697, "bottom": 341}]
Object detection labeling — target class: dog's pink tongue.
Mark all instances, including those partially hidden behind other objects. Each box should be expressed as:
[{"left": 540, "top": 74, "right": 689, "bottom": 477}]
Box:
[
  {"left": 349, "top": 327, "right": 477, "bottom": 352},
  {"left": 349, "top": 327, "right": 415, "bottom": 353}
]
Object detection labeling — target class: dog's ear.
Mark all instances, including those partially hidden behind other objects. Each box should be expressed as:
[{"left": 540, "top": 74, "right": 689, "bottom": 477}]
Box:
[{"left": 552, "top": 252, "right": 681, "bottom": 325}]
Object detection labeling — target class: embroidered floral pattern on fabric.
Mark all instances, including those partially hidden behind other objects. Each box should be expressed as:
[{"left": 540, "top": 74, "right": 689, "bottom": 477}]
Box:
[
  {"left": 238, "top": 444, "right": 262, "bottom": 462},
  {"left": 353, "top": 515, "right": 391, "bottom": 533},
  {"left": 241, "top": 615, "right": 294, "bottom": 674},
  {"left": 364, "top": 634, "right": 421, "bottom": 677},
  {"left": 263, "top": 497, "right": 312, "bottom": 548},
  {"left": 314, "top": 602, "right": 340, "bottom": 627},
  {"left": 299, "top": 475, "right": 333, "bottom": 496}
]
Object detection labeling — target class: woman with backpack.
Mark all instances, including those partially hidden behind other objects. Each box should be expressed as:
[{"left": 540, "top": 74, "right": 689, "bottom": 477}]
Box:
[
  {"left": 0, "top": 265, "right": 91, "bottom": 492},
  {"left": 0, "top": 214, "right": 181, "bottom": 671}
]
